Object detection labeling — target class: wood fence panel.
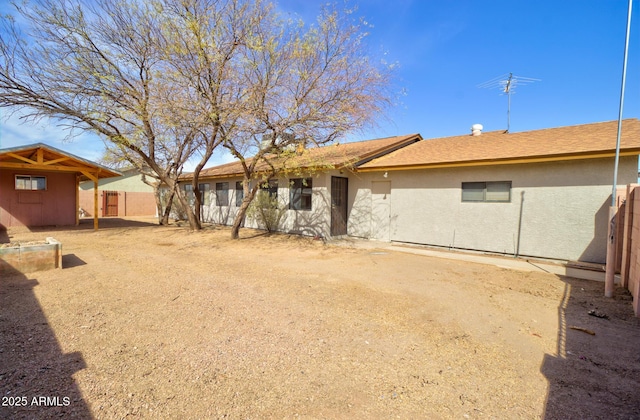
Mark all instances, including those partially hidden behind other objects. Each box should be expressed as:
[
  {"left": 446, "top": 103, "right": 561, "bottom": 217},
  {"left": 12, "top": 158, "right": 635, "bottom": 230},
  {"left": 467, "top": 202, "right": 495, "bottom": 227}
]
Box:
[
  {"left": 619, "top": 184, "right": 640, "bottom": 317},
  {"left": 631, "top": 190, "right": 640, "bottom": 316},
  {"left": 620, "top": 185, "right": 635, "bottom": 287}
]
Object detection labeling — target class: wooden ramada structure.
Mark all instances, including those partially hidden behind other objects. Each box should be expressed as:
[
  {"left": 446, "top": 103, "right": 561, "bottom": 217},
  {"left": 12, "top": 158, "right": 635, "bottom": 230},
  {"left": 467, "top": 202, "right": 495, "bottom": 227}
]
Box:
[{"left": 0, "top": 143, "right": 120, "bottom": 230}]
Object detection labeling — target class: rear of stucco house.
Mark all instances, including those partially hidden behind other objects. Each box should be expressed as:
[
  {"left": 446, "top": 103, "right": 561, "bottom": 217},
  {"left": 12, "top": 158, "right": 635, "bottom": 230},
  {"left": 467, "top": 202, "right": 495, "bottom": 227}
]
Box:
[
  {"left": 183, "top": 119, "right": 640, "bottom": 264},
  {"left": 351, "top": 156, "right": 637, "bottom": 263},
  {"left": 180, "top": 134, "right": 422, "bottom": 239},
  {"left": 196, "top": 171, "right": 343, "bottom": 238},
  {"left": 355, "top": 119, "right": 640, "bottom": 264}
]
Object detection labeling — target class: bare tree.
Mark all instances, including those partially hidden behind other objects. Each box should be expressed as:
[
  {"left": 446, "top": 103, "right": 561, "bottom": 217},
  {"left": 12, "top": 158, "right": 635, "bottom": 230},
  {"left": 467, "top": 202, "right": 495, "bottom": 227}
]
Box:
[
  {"left": 99, "top": 143, "right": 179, "bottom": 225},
  {"left": 225, "top": 4, "right": 395, "bottom": 238},
  {"left": 159, "top": 0, "right": 272, "bottom": 227},
  {"left": 0, "top": 0, "right": 393, "bottom": 234},
  {"left": 0, "top": 0, "right": 240, "bottom": 229}
]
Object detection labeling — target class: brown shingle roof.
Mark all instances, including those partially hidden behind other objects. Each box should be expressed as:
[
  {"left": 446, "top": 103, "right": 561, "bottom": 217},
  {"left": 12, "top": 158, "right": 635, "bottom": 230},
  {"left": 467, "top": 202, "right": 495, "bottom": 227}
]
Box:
[
  {"left": 187, "top": 133, "right": 422, "bottom": 179},
  {"left": 358, "top": 119, "right": 640, "bottom": 171}
]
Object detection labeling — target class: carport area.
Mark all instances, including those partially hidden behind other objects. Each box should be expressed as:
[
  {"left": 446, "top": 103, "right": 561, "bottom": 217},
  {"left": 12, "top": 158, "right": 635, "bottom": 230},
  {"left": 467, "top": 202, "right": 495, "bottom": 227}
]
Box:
[{"left": 0, "top": 143, "right": 120, "bottom": 230}]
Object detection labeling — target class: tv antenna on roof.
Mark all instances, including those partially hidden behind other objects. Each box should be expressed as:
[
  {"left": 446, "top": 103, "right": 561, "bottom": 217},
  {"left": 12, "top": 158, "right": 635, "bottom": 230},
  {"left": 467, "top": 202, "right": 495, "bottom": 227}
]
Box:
[{"left": 477, "top": 73, "right": 540, "bottom": 132}]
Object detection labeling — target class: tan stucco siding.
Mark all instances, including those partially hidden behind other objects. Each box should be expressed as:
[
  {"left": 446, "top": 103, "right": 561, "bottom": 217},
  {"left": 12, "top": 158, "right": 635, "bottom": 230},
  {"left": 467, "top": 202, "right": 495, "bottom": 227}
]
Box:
[
  {"left": 353, "top": 156, "right": 638, "bottom": 263},
  {"left": 198, "top": 177, "right": 245, "bottom": 226},
  {"left": 197, "top": 174, "right": 332, "bottom": 238},
  {"left": 79, "top": 172, "right": 154, "bottom": 193},
  {"left": 347, "top": 180, "right": 372, "bottom": 238}
]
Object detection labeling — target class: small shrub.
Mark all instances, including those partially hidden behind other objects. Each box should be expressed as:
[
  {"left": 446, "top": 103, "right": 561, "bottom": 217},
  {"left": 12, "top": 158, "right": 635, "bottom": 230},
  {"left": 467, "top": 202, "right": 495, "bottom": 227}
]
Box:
[
  {"left": 160, "top": 187, "right": 188, "bottom": 221},
  {"left": 247, "top": 191, "right": 286, "bottom": 232}
]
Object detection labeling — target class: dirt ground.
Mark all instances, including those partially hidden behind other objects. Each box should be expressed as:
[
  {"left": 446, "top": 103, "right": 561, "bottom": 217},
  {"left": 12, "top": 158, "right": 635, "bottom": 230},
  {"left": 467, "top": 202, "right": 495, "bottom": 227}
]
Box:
[{"left": 1, "top": 217, "right": 639, "bottom": 419}]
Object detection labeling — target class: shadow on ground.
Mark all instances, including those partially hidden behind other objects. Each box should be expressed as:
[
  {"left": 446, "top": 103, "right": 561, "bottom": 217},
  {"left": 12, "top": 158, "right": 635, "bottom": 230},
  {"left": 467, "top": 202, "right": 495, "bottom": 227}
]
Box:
[
  {"left": 74, "top": 217, "right": 157, "bottom": 230},
  {"left": 0, "top": 265, "right": 92, "bottom": 419},
  {"left": 541, "top": 277, "right": 640, "bottom": 419},
  {"left": 62, "top": 254, "right": 87, "bottom": 269},
  {"left": 4, "top": 218, "right": 159, "bottom": 237}
]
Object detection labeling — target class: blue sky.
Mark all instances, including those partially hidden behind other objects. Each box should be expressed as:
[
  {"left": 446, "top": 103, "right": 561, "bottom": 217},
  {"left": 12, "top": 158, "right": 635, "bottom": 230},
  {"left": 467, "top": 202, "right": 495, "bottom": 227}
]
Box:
[{"left": 1, "top": 0, "right": 638, "bottom": 169}]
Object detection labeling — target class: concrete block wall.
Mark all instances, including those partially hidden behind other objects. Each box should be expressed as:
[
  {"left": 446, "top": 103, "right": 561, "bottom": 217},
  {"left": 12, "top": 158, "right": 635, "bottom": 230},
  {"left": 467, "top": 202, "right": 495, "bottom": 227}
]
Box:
[
  {"left": 78, "top": 190, "right": 156, "bottom": 217},
  {"left": 119, "top": 192, "right": 157, "bottom": 217}
]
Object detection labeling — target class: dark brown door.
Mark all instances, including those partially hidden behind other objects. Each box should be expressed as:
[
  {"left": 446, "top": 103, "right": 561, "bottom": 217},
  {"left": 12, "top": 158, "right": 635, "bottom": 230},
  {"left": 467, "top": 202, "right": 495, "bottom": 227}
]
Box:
[
  {"left": 330, "top": 177, "right": 348, "bottom": 236},
  {"left": 103, "top": 191, "right": 118, "bottom": 217}
]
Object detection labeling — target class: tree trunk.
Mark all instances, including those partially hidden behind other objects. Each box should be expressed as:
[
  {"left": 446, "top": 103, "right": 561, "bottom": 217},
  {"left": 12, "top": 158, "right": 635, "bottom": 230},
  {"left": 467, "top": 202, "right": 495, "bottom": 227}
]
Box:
[
  {"left": 161, "top": 192, "right": 175, "bottom": 225},
  {"left": 167, "top": 178, "right": 201, "bottom": 230},
  {"left": 230, "top": 179, "right": 258, "bottom": 239},
  {"left": 152, "top": 181, "right": 176, "bottom": 225},
  {"left": 192, "top": 179, "right": 202, "bottom": 227},
  {"left": 153, "top": 185, "right": 165, "bottom": 225},
  {"left": 180, "top": 191, "right": 201, "bottom": 230}
]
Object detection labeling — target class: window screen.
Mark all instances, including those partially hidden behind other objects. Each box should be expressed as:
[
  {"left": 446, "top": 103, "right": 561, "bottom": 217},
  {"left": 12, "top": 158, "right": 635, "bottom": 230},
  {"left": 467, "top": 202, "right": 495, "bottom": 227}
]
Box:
[
  {"left": 485, "top": 181, "right": 511, "bottom": 202},
  {"left": 461, "top": 182, "right": 485, "bottom": 202},
  {"left": 462, "top": 181, "right": 511, "bottom": 203},
  {"left": 261, "top": 179, "right": 278, "bottom": 199},
  {"left": 199, "top": 183, "right": 210, "bottom": 206},
  {"left": 15, "top": 175, "right": 46, "bottom": 191},
  {"left": 289, "top": 178, "right": 312, "bottom": 210},
  {"left": 235, "top": 181, "right": 244, "bottom": 207},
  {"left": 216, "top": 182, "right": 229, "bottom": 206}
]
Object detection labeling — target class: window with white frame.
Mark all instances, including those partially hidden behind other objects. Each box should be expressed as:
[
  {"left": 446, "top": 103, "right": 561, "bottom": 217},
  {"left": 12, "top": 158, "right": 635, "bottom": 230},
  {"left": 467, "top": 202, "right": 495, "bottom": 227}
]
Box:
[
  {"left": 461, "top": 181, "right": 511, "bottom": 202},
  {"left": 15, "top": 175, "right": 46, "bottom": 191}
]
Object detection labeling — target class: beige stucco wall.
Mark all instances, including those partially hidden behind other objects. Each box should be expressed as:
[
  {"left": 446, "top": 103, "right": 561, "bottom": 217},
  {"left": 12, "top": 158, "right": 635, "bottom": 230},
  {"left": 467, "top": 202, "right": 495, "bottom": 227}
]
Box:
[
  {"left": 79, "top": 170, "right": 154, "bottom": 193},
  {"left": 349, "top": 156, "right": 639, "bottom": 263},
  {"left": 193, "top": 172, "right": 334, "bottom": 238}
]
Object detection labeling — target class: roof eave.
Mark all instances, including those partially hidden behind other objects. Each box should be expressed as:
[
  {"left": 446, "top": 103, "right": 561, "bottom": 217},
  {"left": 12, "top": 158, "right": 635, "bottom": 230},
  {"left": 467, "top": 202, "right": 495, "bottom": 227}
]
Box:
[
  {"left": 357, "top": 149, "right": 640, "bottom": 172},
  {"left": 0, "top": 143, "right": 122, "bottom": 179},
  {"left": 182, "top": 134, "right": 424, "bottom": 181},
  {"left": 353, "top": 134, "right": 423, "bottom": 167}
]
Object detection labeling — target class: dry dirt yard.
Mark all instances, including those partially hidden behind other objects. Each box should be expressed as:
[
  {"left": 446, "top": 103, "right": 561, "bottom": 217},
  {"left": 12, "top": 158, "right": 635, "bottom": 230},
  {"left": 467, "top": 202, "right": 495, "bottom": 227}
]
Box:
[{"left": 1, "top": 217, "right": 640, "bottom": 419}]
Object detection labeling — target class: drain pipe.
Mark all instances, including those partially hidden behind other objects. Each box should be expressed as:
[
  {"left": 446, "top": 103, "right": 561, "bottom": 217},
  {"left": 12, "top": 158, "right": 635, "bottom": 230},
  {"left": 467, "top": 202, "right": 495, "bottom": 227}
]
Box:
[{"left": 605, "top": 0, "right": 632, "bottom": 298}]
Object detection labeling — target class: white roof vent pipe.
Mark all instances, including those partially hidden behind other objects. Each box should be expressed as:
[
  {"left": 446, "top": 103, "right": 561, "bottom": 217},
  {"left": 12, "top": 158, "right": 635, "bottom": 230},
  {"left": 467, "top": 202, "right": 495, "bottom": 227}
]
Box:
[{"left": 471, "top": 124, "right": 483, "bottom": 136}]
